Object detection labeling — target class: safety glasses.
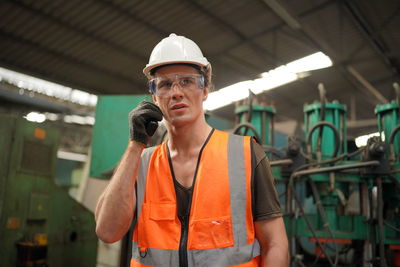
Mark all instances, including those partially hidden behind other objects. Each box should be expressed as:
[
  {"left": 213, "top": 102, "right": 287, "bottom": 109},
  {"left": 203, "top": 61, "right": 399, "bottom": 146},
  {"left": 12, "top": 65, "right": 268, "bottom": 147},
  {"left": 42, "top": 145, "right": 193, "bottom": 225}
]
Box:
[{"left": 148, "top": 74, "right": 205, "bottom": 97}]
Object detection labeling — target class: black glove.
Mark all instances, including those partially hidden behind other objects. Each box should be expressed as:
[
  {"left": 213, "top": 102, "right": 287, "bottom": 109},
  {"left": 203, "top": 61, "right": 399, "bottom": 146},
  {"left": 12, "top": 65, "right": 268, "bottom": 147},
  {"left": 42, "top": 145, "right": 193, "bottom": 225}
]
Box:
[{"left": 128, "top": 101, "right": 163, "bottom": 145}]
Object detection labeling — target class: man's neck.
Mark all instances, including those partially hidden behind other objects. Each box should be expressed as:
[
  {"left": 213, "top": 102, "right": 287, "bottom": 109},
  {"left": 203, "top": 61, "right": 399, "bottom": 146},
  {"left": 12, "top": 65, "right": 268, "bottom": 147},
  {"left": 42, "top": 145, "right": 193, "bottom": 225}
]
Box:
[{"left": 166, "top": 118, "right": 212, "bottom": 156}]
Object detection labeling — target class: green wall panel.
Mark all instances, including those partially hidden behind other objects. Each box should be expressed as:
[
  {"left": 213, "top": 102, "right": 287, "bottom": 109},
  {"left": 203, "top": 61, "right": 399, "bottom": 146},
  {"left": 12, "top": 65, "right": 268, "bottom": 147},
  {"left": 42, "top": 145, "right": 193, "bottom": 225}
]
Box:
[{"left": 90, "top": 94, "right": 151, "bottom": 179}]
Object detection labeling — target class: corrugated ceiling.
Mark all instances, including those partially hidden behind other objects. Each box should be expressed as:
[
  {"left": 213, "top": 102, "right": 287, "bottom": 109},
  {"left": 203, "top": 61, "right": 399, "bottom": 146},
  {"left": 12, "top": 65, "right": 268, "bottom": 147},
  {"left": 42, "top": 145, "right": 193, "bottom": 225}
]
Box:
[{"left": 0, "top": 0, "right": 399, "bottom": 137}]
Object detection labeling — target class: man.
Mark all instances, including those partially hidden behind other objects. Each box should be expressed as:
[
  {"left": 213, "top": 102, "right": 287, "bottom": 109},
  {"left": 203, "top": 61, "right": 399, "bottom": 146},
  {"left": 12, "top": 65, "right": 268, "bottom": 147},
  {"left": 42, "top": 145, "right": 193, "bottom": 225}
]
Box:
[{"left": 95, "top": 33, "right": 288, "bottom": 267}]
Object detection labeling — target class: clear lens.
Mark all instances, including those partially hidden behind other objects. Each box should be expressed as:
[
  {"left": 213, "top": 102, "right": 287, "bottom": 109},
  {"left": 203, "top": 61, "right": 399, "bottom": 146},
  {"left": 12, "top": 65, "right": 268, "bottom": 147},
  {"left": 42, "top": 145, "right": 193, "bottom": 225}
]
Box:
[{"left": 148, "top": 74, "right": 204, "bottom": 97}]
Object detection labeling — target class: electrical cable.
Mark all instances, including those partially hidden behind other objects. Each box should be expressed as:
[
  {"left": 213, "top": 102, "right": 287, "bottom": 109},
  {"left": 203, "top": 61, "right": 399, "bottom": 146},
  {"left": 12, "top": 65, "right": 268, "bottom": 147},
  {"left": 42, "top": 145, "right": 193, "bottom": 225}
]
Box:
[
  {"left": 232, "top": 123, "right": 262, "bottom": 144},
  {"left": 292, "top": 185, "right": 336, "bottom": 267},
  {"left": 384, "top": 220, "right": 400, "bottom": 233},
  {"left": 306, "top": 121, "right": 341, "bottom": 159},
  {"left": 389, "top": 124, "right": 400, "bottom": 161},
  {"left": 295, "top": 147, "right": 365, "bottom": 172},
  {"left": 300, "top": 149, "right": 314, "bottom": 161},
  {"left": 243, "top": 90, "right": 254, "bottom": 136},
  {"left": 308, "top": 178, "right": 339, "bottom": 267},
  {"left": 263, "top": 145, "right": 285, "bottom": 159},
  {"left": 388, "top": 124, "right": 400, "bottom": 145},
  {"left": 286, "top": 160, "right": 380, "bottom": 266},
  {"left": 270, "top": 159, "right": 293, "bottom": 167}
]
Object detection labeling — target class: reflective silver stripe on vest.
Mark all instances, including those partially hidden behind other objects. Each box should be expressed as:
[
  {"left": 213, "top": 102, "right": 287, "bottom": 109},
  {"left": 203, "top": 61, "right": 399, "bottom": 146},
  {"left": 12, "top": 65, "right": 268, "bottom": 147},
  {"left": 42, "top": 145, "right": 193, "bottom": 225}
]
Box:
[
  {"left": 136, "top": 146, "right": 156, "bottom": 221},
  {"left": 132, "top": 241, "right": 179, "bottom": 266},
  {"left": 188, "top": 242, "right": 260, "bottom": 267},
  {"left": 228, "top": 134, "right": 249, "bottom": 247}
]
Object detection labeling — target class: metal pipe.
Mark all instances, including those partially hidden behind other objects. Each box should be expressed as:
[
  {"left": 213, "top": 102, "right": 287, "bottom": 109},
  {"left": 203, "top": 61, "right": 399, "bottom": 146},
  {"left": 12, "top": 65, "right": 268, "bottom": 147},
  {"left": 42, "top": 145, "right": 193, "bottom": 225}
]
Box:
[
  {"left": 389, "top": 125, "right": 400, "bottom": 145},
  {"left": 377, "top": 177, "right": 387, "bottom": 267},
  {"left": 308, "top": 178, "right": 338, "bottom": 266},
  {"left": 270, "top": 159, "right": 293, "bottom": 166},
  {"left": 307, "top": 121, "right": 341, "bottom": 159},
  {"left": 389, "top": 125, "right": 400, "bottom": 162},
  {"left": 292, "top": 161, "right": 380, "bottom": 178},
  {"left": 233, "top": 122, "right": 262, "bottom": 144},
  {"left": 317, "top": 84, "right": 327, "bottom": 158},
  {"left": 293, "top": 189, "right": 336, "bottom": 267}
]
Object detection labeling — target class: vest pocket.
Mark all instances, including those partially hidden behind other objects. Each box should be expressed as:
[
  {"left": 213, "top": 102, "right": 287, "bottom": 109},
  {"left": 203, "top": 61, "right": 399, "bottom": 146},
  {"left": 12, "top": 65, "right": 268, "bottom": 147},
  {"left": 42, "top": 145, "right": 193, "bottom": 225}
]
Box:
[
  {"left": 149, "top": 202, "right": 176, "bottom": 220},
  {"left": 139, "top": 203, "right": 180, "bottom": 250},
  {"left": 188, "top": 215, "right": 234, "bottom": 249}
]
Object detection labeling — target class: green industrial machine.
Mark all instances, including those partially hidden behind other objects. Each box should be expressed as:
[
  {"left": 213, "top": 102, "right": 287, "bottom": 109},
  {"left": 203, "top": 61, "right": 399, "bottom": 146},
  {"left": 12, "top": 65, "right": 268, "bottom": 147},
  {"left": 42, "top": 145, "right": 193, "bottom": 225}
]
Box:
[
  {"left": 233, "top": 91, "right": 276, "bottom": 147},
  {"left": 233, "top": 87, "right": 400, "bottom": 267},
  {"left": 374, "top": 99, "right": 400, "bottom": 264},
  {"left": 0, "top": 114, "right": 97, "bottom": 267}
]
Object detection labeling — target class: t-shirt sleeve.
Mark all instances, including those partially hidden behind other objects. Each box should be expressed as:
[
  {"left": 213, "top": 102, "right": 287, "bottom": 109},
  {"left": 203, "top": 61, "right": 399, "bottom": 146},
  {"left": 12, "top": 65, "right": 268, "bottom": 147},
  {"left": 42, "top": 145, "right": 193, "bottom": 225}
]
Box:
[{"left": 251, "top": 141, "right": 282, "bottom": 221}]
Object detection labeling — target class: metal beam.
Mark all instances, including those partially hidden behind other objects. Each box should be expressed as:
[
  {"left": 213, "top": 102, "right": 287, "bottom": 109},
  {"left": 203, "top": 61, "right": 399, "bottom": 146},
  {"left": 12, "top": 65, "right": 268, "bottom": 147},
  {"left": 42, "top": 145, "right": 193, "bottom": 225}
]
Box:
[
  {"left": 261, "top": 0, "right": 301, "bottom": 29},
  {"left": 347, "top": 119, "right": 378, "bottom": 128},
  {"left": 260, "top": 0, "right": 386, "bottom": 107},
  {"left": 0, "top": 59, "right": 103, "bottom": 95},
  {"left": 186, "top": 0, "right": 279, "bottom": 64},
  {"left": 347, "top": 66, "right": 388, "bottom": 104},
  {"left": 342, "top": 0, "right": 400, "bottom": 79}
]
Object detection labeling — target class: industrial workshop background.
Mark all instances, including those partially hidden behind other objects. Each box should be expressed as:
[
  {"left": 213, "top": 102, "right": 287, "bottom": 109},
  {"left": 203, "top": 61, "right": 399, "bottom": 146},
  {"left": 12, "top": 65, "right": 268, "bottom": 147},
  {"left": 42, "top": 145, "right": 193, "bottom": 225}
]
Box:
[{"left": 0, "top": 0, "right": 399, "bottom": 266}]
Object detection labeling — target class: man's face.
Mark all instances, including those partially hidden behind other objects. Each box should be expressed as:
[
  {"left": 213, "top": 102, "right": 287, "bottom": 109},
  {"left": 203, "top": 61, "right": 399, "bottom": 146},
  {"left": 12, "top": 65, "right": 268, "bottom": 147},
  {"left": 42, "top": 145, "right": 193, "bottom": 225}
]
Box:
[{"left": 151, "top": 65, "right": 208, "bottom": 127}]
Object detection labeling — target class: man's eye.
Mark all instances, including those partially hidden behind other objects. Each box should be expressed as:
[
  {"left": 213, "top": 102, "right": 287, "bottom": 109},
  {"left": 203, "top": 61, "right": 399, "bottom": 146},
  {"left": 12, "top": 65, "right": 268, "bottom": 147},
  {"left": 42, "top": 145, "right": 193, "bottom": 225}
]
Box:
[
  {"left": 181, "top": 78, "right": 194, "bottom": 85},
  {"left": 158, "top": 81, "right": 172, "bottom": 88}
]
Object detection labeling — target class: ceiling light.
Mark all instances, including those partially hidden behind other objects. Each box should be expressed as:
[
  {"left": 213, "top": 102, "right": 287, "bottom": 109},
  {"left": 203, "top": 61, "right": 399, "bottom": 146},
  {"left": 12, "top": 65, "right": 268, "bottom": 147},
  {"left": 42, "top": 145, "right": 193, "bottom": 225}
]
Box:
[
  {"left": 204, "top": 52, "right": 333, "bottom": 111},
  {"left": 25, "top": 112, "right": 46, "bottom": 123},
  {"left": 0, "top": 67, "right": 98, "bottom": 107},
  {"left": 57, "top": 151, "right": 87, "bottom": 162}
]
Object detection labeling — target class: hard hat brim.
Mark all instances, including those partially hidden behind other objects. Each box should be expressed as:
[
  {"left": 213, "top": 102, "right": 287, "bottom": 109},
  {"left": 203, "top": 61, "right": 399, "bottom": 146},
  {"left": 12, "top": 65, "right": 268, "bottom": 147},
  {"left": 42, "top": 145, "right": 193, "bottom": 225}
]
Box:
[{"left": 143, "top": 60, "right": 209, "bottom": 79}]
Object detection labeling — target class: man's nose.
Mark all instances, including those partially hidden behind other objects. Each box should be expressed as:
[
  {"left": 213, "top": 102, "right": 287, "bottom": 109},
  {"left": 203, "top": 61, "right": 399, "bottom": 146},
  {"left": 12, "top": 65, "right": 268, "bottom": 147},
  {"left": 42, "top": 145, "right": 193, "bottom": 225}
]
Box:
[{"left": 170, "top": 82, "right": 184, "bottom": 96}]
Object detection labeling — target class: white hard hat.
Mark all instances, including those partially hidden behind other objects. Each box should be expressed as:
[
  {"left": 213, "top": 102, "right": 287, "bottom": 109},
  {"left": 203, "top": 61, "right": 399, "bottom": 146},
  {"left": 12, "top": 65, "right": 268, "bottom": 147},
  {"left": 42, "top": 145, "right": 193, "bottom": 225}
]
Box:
[{"left": 143, "top": 33, "right": 210, "bottom": 78}]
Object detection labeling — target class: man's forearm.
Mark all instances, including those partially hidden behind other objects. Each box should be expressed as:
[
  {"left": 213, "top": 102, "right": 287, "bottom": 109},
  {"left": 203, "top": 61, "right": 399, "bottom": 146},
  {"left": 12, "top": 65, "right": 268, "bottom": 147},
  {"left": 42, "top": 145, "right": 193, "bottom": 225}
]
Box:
[
  {"left": 95, "top": 141, "right": 144, "bottom": 243},
  {"left": 261, "top": 244, "right": 289, "bottom": 267}
]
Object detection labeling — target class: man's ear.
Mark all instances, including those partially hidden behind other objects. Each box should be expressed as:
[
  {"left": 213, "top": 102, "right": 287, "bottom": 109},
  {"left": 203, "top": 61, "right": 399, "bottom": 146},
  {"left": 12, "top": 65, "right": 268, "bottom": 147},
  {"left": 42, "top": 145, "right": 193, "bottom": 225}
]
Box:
[
  {"left": 152, "top": 94, "right": 158, "bottom": 105},
  {"left": 202, "top": 87, "right": 209, "bottom": 101}
]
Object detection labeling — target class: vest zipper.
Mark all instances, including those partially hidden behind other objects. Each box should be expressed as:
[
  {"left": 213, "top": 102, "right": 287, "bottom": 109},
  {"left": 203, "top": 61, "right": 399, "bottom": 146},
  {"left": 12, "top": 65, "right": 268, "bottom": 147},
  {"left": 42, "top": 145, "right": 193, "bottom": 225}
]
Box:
[
  {"left": 178, "top": 214, "right": 189, "bottom": 267},
  {"left": 168, "top": 129, "right": 215, "bottom": 267}
]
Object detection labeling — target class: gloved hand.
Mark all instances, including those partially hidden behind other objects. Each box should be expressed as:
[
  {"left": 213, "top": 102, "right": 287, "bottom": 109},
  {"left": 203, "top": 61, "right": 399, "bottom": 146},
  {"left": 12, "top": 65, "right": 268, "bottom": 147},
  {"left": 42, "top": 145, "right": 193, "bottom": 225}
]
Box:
[{"left": 128, "top": 101, "right": 163, "bottom": 145}]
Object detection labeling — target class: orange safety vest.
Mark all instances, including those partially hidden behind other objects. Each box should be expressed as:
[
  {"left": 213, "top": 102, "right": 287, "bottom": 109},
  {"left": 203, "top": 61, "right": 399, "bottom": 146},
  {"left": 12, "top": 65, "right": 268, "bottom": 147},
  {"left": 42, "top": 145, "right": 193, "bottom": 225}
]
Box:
[{"left": 131, "top": 129, "right": 261, "bottom": 266}]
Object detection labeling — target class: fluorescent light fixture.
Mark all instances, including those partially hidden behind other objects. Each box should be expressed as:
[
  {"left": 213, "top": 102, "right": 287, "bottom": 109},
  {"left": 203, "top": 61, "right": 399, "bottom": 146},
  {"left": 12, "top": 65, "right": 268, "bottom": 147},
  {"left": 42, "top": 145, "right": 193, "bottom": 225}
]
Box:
[
  {"left": 64, "top": 115, "right": 95, "bottom": 125},
  {"left": 204, "top": 52, "right": 332, "bottom": 111},
  {"left": 0, "top": 67, "right": 97, "bottom": 106},
  {"left": 285, "top": 52, "right": 332, "bottom": 73},
  {"left": 25, "top": 112, "right": 46, "bottom": 123},
  {"left": 355, "top": 132, "right": 384, "bottom": 148},
  {"left": 57, "top": 150, "right": 88, "bottom": 162},
  {"left": 45, "top": 112, "right": 59, "bottom": 121},
  {"left": 24, "top": 111, "right": 95, "bottom": 125}
]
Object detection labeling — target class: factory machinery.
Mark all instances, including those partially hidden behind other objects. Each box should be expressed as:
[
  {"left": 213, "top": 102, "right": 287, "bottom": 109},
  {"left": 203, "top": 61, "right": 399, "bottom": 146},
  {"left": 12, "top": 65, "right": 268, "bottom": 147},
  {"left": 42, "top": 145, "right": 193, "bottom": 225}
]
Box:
[
  {"left": 234, "top": 88, "right": 400, "bottom": 267},
  {"left": 0, "top": 115, "right": 97, "bottom": 267}
]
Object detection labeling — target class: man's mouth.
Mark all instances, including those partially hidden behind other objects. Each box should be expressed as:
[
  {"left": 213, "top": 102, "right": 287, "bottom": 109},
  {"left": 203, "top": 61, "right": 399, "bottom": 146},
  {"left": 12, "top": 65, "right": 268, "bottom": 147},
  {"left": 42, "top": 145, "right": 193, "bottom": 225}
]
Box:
[{"left": 171, "top": 103, "right": 187, "bottom": 110}]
